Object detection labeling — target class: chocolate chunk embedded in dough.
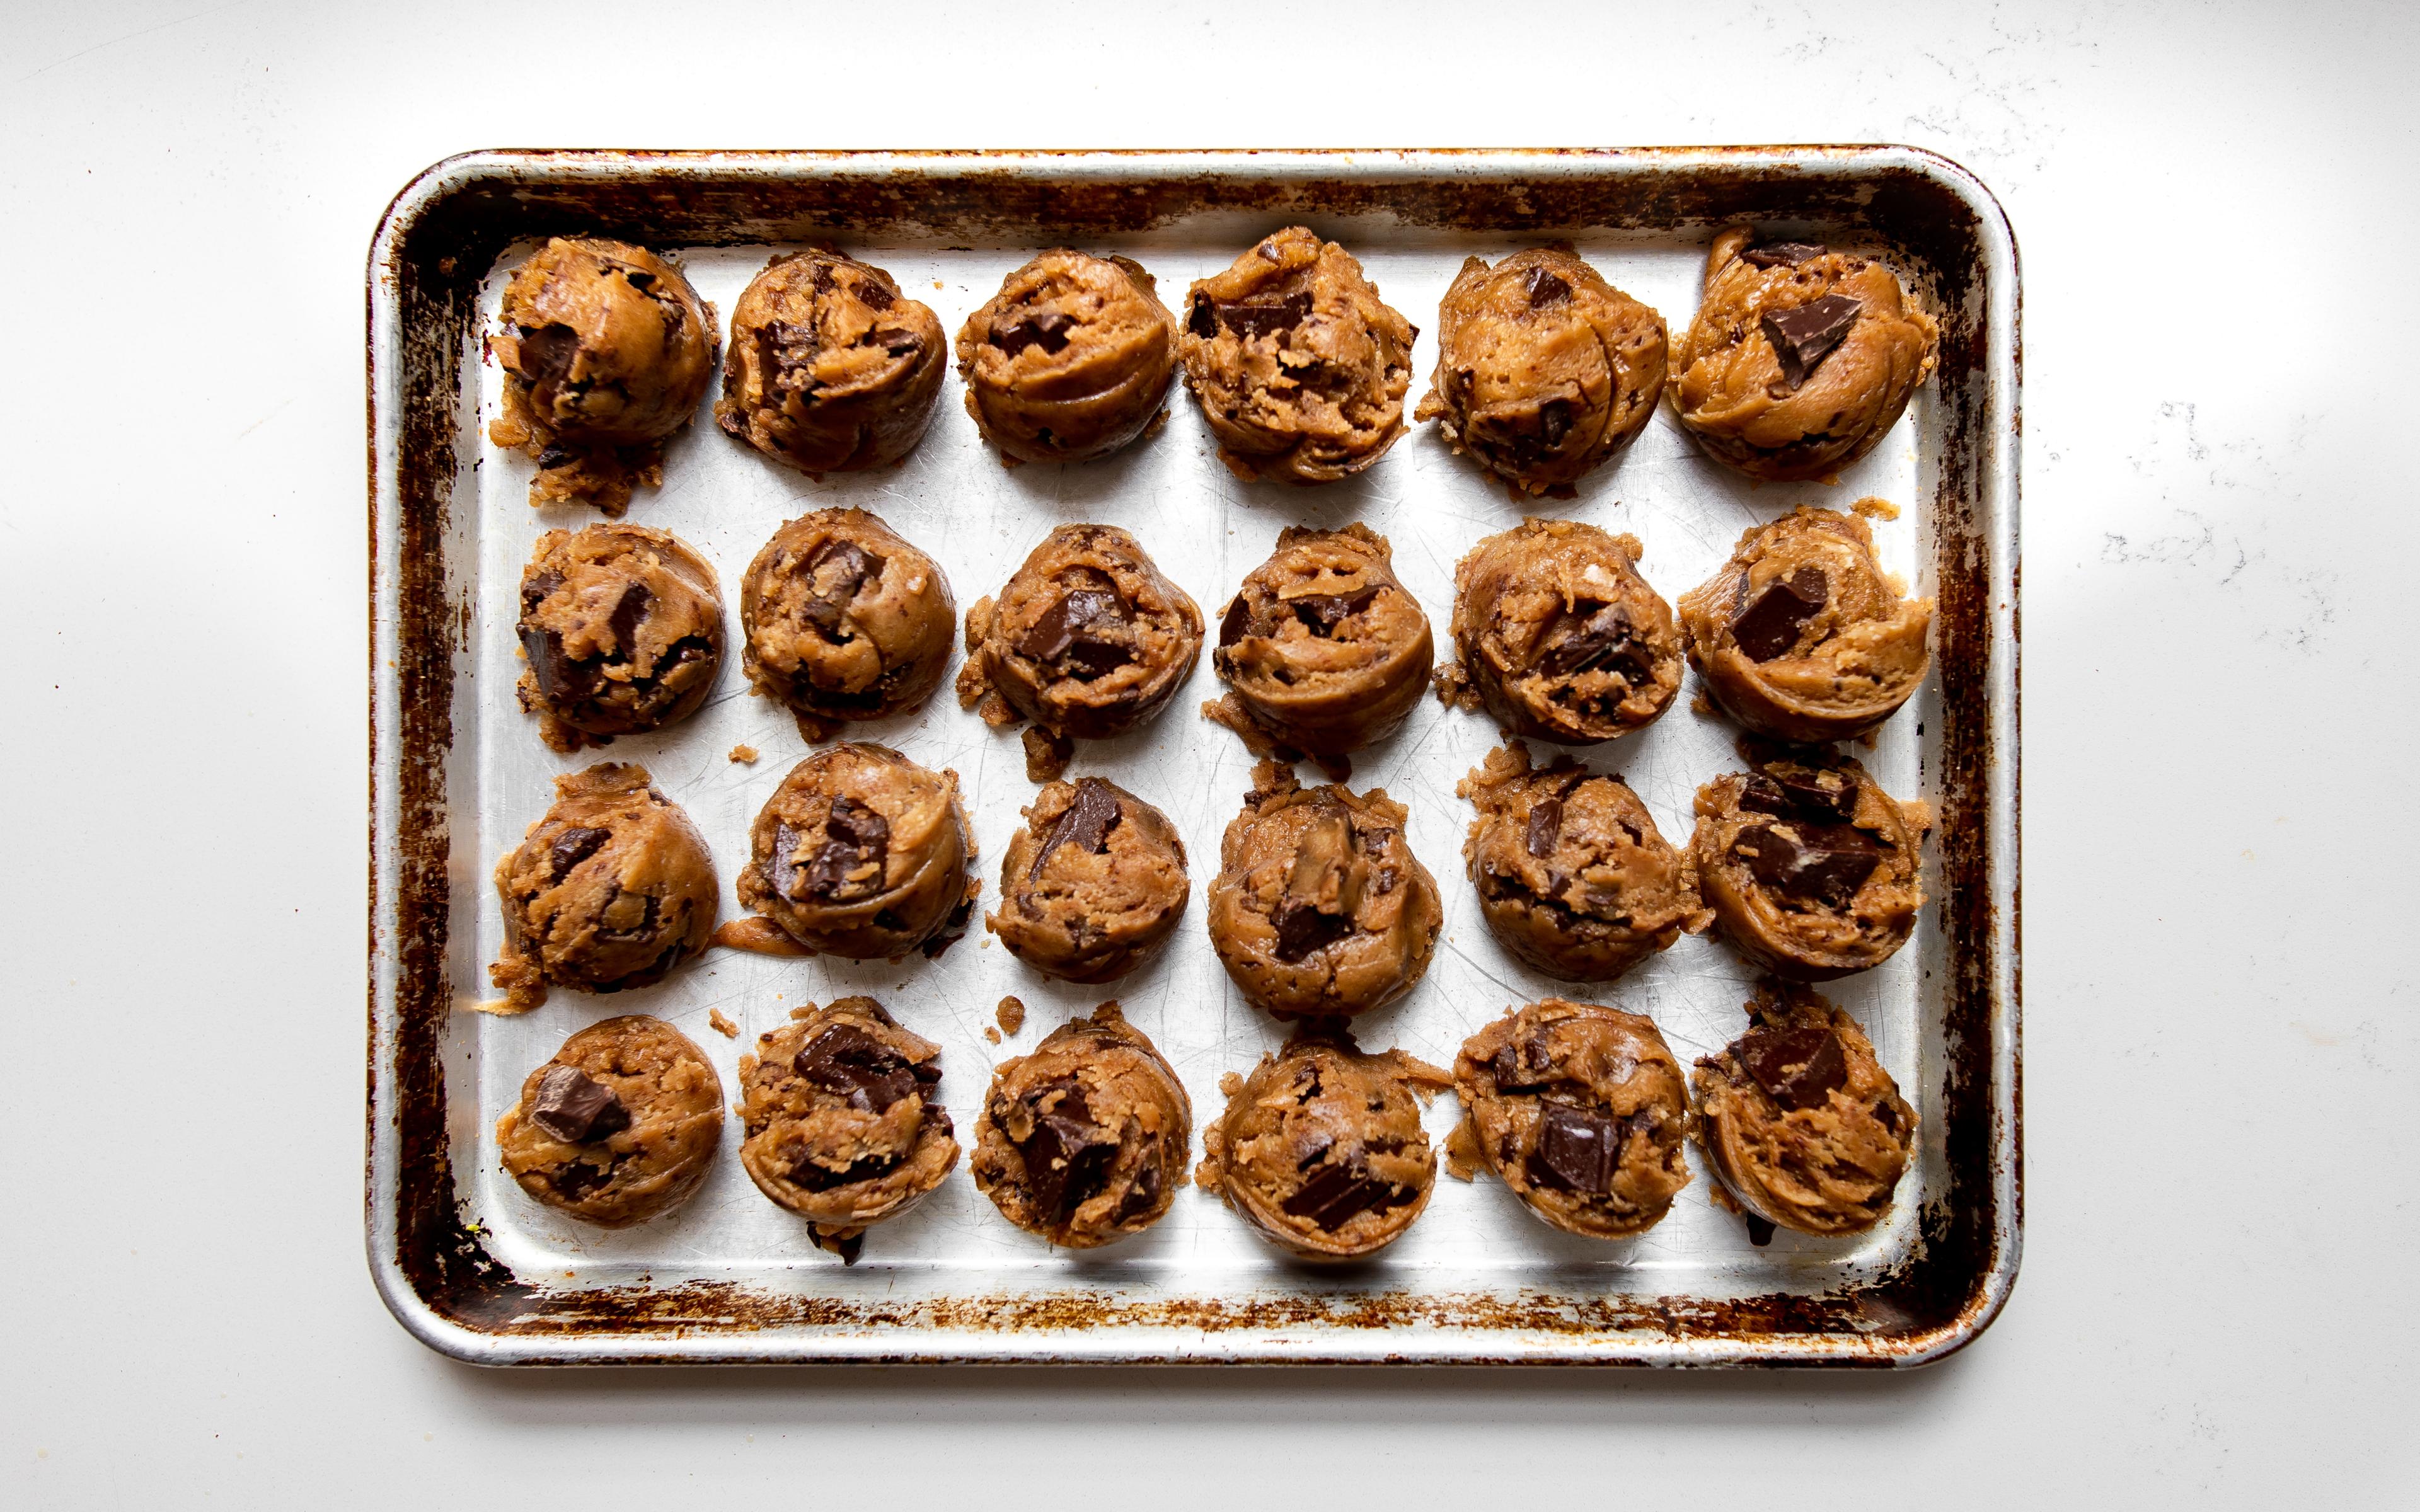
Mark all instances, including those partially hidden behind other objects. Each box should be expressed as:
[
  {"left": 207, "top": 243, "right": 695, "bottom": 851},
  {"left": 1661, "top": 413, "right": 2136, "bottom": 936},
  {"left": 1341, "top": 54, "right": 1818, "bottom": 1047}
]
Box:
[
  {"left": 1280, "top": 1156, "right": 1405, "bottom": 1229},
  {"left": 1739, "top": 241, "right": 1827, "bottom": 268},
  {"left": 1522, "top": 266, "right": 1572, "bottom": 307},
  {"left": 529, "top": 1065, "right": 631, "bottom": 1143},
  {"left": 1030, "top": 777, "right": 1123, "bottom": 879},
  {"left": 991, "top": 310, "right": 1076, "bottom": 357},
  {"left": 1736, "top": 1024, "right": 1848, "bottom": 1111},
  {"left": 1730, "top": 566, "right": 1829, "bottom": 662},
  {"left": 1528, "top": 1103, "right": 1624, "bottom": 1194},
  {"left": 792, "top": 1023, "right": 921, "bottom": 1111},
  {"left": 1734, "top": 820, "right": 1882, "bottom": 910},
  {"left": 497, "top": 1016, "right": 724, "bottom": 1227},
  {"left": 1761, "top": 294, "right": 1863, "bottom": 390},
  {"left": 548, "top": 825, "right": 612, "bottom": 883}
]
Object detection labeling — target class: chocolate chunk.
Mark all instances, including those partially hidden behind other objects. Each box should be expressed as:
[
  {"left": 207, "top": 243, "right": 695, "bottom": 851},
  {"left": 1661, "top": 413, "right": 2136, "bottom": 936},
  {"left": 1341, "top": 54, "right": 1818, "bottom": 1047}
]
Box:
[
  {"left": 1030, "top": 777, "right": 1122, "bottom": 881},
  {"left": 1736, "top": 1025, "right": 1848, "bottom": 1111},
  {"left": 1536, "top": 602, "right": 1659, "bottom": 686},
  {"left": 1490, "top": 1032, "right": 1559, "bottom": 1092},
  {"left": 1729, "top": 566, "right": 1828, "bottom": 662},
  {"left": 1524, "top": 796, "right": 1564, "bottom": 859},
  {"left": 1874, "top": 1098, "right": 1902, "bottom": 1135},
  {"left": 1018, "top": 1084, "right": 1119, "bottom": 1217},
  {"left": 1214, "top": 290, "right": 1313, "bottom": 340},
  {"left": 1537, "top": 397, "right": 1574, "bottom": 450},
  {"left": 534, "top": 445, "right": 577, "bottom": 471},
  {"left": 1271, "top": 812, "right": 1360, "bottom": 962},
  {"left": 801, "top": 796, "right": 890, "bottom": 902},
  {"left": 1523, "top": 266, "right": 1572, "bottom": 308},
  {"left": 1114, "top": 1152, "right": 1163, "bottom": 1222},
  {"left": 521, "top": 570, "right": 565, "bottom": 614},
  {"left": 1186, "top": 295, "right": 1218, "bottom": 340},
  {"left": 1736, "top": 769, "right": 1857, "bottom": 824},
  {"left": 873, "top": 328, "right": 923, "bottom": 357},
  {"left": 790, "top": 1148, "right": 904, "bottom": 1192},
  {"left": 548, "top": 1160, "right": 613, "bottom": 1198},
  {"left": 529, "top": 1065, "right": 630, "bottom": 1143},
  {"left": 1017, "top": 573, "right": 1132, "bottom": 680},
  {"left": 802, "top": 537, "right": 884, "bottom": 637},
  {"left": 1218, "top": 595, "right": 1252, "bottom": 648},
  {"left": 1280, "top": 1156, "right": 1405, "bottom": 1229},
  {"left": 622, "top": 269, "right": 655, "bottom": 290},
  {"left": 1740, "top": 241, "right": 1827, "bottom": 269},
  {"left": 522, "top": 626, "right": 602, "bottom": 704},
  {"left": 991, "top": 309, "right": 1076, "bottom": 358},
  {"left": 546, "top": 825, "right": 612, "bottom": 883},
  {"left": 516, "top": 323, "right": 580, "bottom": 384},
  {"left": 1761, "top": 294, "right": 1862, "bottom": 389},
  {"left": 830, "top": 1231, "right": 867, "bottom": 1264},
  {"left": 792, "top": 1024, "right": 921, "bottom": 1112},
  {"left": 1271, "top": 899, "right": 1354, "bottom": 963},
  {"left": 1286, "top": 585, "right": 1381, "bottom": 636},
  {"left": 606, "top": 581, "right": 652, "bottom": 660},
  {"left": 1744, "top": 1213, "right": 1777, "bottom": 1246},
  {"left": 1528, "top": 1102, "right": 1623, "bottom": 1194},
  {"left": 855, "top": 279, "right": 896, "bottom": 311},
  {"left": 1733, "top": 821, "right": 1880, "bottom": 910}
]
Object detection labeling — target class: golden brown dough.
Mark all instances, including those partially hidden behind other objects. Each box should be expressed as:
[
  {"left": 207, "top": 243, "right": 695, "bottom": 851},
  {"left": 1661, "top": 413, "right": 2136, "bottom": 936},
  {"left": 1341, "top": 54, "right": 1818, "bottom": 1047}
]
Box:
[
  {"left": 1177, "top": 227, "right": 1416, "bottom": 484},
  {"left": 1414, "top": 246, "right": 1667, "bottom": 494},
  {"left": 1670, "top": 226, "right": 1939, "bottom": 481},
  {"left": 496, "top": 1015, "right": 724, "bottom": 1228},
  {"left": 1435, "top": 518, "right": 1682, "bottom": 745},
  {"left": 730, "top": 743, "right": 977, "bottom": 961},
  {"left": 1693, "top": 981, "right": 1915, "bottom": 1237},
  {"left": 716, "top": 250, "right": 946, "bottom": 476},
  {"left": 1458, "top": 741, "right": 1707, "bottom": 982},
  {"left": 1204, "top": 524, "right": 1432, "bottom": 779},
  {"left": 515, "top": 523, "right": 723, "bottom": 752},
  {"left": 954, "top": 250, "right": 1178, "bottom": 464},
  {"left": 487, "top": 764, "right": 718, "bottom": 1014},
  {"left": 1195, "top": 1022, "right": 1449, "bottom": 1260},
  {"left": 1453, "top": 999, "right": 1691, "bottom": 1238},
  {"left": 488, "top": 238, "right": 717, "bottom": 516},
  {"left": 1678, "top": 505, "right": 1932, "bottom": 744},
  {"left": 1206, "top": 760, "right": 1442, "bottom": 1021},
  {"left": 988, "top": 778, "right": 1189, "bottom": 984},
  {"left": 738, "top": 508, "right": 956, "bottom": 743},
  {"left": 971, "top": 1002, "right": 1190, "bottom": 1247},
  {"left": 955, "top": 524, "right": 1203, "bottom": 781},
  {"left": 1691, "top": 745, "right": 1926, "bottom": 980},
  {"left": 738, "top": 997, "right": 957, "bottom": 1262}
]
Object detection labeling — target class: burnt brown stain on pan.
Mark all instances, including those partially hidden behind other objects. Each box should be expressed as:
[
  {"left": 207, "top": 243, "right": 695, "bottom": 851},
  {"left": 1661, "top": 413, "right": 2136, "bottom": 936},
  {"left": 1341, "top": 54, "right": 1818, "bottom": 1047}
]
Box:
[{"left": 372, "top": 150, "right": 2015, "bottom": 1363}]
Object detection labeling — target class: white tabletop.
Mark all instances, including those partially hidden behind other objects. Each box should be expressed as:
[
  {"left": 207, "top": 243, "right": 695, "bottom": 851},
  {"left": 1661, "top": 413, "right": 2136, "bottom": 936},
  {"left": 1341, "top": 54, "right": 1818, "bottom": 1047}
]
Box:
[{"left": 4, "top": 2, "right": 2410, "bottom": 1505}]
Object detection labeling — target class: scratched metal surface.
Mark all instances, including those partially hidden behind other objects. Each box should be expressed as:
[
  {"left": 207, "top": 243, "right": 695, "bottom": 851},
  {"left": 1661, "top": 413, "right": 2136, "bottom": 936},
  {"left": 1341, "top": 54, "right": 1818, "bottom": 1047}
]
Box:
[{"left": 369, "top": 149, "right": 2019, "bottom": 1365}]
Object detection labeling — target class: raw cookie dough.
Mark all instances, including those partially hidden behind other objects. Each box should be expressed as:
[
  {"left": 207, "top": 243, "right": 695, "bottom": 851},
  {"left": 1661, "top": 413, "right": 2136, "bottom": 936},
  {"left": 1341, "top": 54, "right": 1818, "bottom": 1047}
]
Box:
[
  {"left": 1452, "top": 999, "right": 1691, "bottom": 1238},
  {"left": 488, "top": 238, "right": 717, "bottom": 516},
  {"left": 1204, "top": 523, "right": 1432, "bottom": 779},
  {"left": 487, "top": 764, "right": 718, "bottom": 1013},
  {"left": 988, "top": 777, "right": 1189, "bottom": 984},
  {"left": 1458, "top": 740, "right": 1708, "bottom": 982},
  {"left": 515, "top": 522, "right": 723, "bottom": 752},
  {"left": 1693, "top": 980, "right": 1915, "bottom": 1235},
  {"left": 495, "top": 1015, "right": 725, "bottom": 1227},
  {"left": 1678, "top": 505, "right": 1933, "bottom": 745},
  {"left": 730, "top": 743, "right": 977, "bottom": 961},
  {"left": 1691, "top": 745, "right": 1926, "bottom": 980},
  {"left": 739, "top": 507, "right": 957, "bottom": 742},
  {"left": 1206, "top": 760, "right": 1443, "bottom": 1021},
  {"left": 715, "top": 249, "right": 947, "bottom": 476},
  {"left": 971, "top": 1002, "right": 1191, "bottom": 1247},
  {"left": 1413, "top": 245, "right": 1668, "bottom": 494},
  {"left": 954, "top": 250, "right": 1178, "bottom": 464},
  {"left": 1195, "top": 1023, "right": 1449, "bottom": 1260},
  {"left": 738, "top": 997, "right": 958, "bottom": 1261},
  {"left": 1435, "top": 518, "right": 1683, "bottom": 745},
  {"left": 1177, "top": 226, "right": 1416, "bottom": 484},
  {"left": 955, "top": 524, "right": 1203, "bottom": 781},
  {"left": 1670, "top": 226, "right": 1940, "bottom": 482}
]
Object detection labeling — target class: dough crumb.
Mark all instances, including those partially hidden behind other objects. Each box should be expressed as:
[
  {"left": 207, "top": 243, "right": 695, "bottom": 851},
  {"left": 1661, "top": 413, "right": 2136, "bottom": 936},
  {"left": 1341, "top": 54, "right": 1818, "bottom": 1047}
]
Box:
[
  {"left": 984, "top": 1026, "right": 1001, "bottom": 1045},
  {"left": 1852, "top": 496, "right": 1902, "bottom": 522},
  {"left": 1021, "top": 725, "right": 1073, "bottom": 782},
  {"left": 996, "top": 995, "right": 1027, "bottom": 1036},
  {"left": 466, "top": 997, "right": 536, "bottom": 1016},
  {"left": 1443, "top": 1117, "right": 1484, "bottom": 1181},
  {"left": 1691, "top": 691, "right": 1720, "bottom": 718},
  {"left": 708, "top": 1008, "right": 739, "bottom": 1039},
  {"left": 728, "top": 744, "right": 759, "bottom": 764},
  {"left": 711, "top": 917, "right": 814, "bottom": 958},
  {"left": 1218, "top": 1072, "right": 1244, "bottom": 1097}
]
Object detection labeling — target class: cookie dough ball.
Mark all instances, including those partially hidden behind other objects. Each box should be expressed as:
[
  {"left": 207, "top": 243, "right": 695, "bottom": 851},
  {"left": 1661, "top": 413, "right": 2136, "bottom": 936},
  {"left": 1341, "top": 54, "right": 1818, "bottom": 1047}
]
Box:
[
  {"left": 1678, "top": 506, "right": 1933, "bottom": 745},
  {"left": 1691, "top": 746, "right": 1927, "bottom": 980},
  {"left": 1413, "top": 246, "right": 1667, "bottom": 494},
  {"left": 1196, "top": 1024, "right": 1448, "bottom": 1261},
  {"left": 495, "top": 1016, "right": 725, "bottom": 1228},
  {"left": 954, "top": 250, "right": 1178, "bottom": 465},
  {"left": 1671, "top": 227, "right": 1940, "bottom": 482},
  {"left": 732, "top": 743, "right": 976, "bottom": 961},
  {"left": 1694, "top": 982, "right": 1915, "bottom": 1236},
  {"left": 739, "top": 508, "right": 957, "bottom": 742},
  {"left": 971, "top": 1002, "right": 1191, "bottom": 1247},
  {"left": 1177, "top": 226, "right": 1416, "bottom": 484},
  {"left": 1436, "top": 518, "right": 1682, "bottom": 745},
  {"left": 988, "top": 778, "right": 1189, "bottom": 984},
  {"left": 1204, "top": 524, "right": 1432, "bottom": 778},
  {"left": 955, "top": 524, "right": 1203, "bottom": 781},
  {"left": 715, "top": 250, "right": 947, "bottom": 476},
  {"left": 488, "top": 238, "right": 717, "bottom": 515},
  {"left": 738, "top": 997, "right": 959, "bottom": 1261},
  {"left": 1206, "top": 761, "right": 1443, "bottom": 1021},
  {"left": 515, "top": 523, "right": 723, "bottom": 752},
  {"left": 1458, "top": 741, "right": 1707, "bottom": 982},
  {"left": 487, "top": 764, "right": 718, "bottom": 1013},
  {"left": 1453, "top": 999, "right": 1691, "bottom": 1238}
]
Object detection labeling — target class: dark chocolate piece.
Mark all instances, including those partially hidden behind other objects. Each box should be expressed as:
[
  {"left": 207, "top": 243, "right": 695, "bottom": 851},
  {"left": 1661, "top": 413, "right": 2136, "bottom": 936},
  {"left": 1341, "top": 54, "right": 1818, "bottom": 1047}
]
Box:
[
  {"left": 830, "top": 1231, "right": 867, "bottom": 1264},
  {"left": 1271, "top": 900, "right": 1353, "bottom": 963},
  {"left": 529, "top": 1065, "right": 631, "bottom": 1143},
  {"left": 1030, "top": 777, "right": 1123, "bottom": 881},
  {"left": 1286, "top": 585, "right": 1382, "bottom": 636},
  {"left": 1218, "top": 595, "right": 1252, "bottom": 648},
  {"left": 1537, "top": 397, "right": 1574, "bottom": 449},
  {"left": 1744, "top": 1213, "right": 1778, "bottom": 1246},
  {"left": 790, "top": 1148, "right": 904, "bottom": 1192},
  {"left": 1280, "top": 1155, "right": 1404, "bottom": 1229},
  {"left": 516, "top": 323, "right": 579, "bottom": 385},
  {"left": 1522, "top": 266, "right": 1572, "bottom": 309},
  {"left": 1524, "top": 796, "right": 1564, "bottom": 859},
  {"left": 1114, "top": 1151, "right": 1163, "bottom": 1222},
  {"left": 523, "top": 626, "right": 601, "bottom": 704},
  {"left": 1739, "top": 242, "right": 1827, "bottom": 269},
  {"left": 522, "top": 570, "right": 565, "bottom": 614},
  {"left": 1535, "top": 602, "right": 1659, "bottom": 686},
  {"left": 1017, "top": 571, "right": 1132, "bottom": 680},
  {"left": 1214, "top": 290, "right": 1313, "bottom": 340},
  {"left": 792, "top": 1023, "right": 922, "bottom": 1112},
  {"left": 1186, "top": 295, "right": 1218, "bottom": 340},
  {"left": 1528, "top": 1102, "right": 1622, "bottom": 1194},
  {"left": 991, "top": 310, "right": 1076, "bottom": 358},
  {"left": 855, "top": 280, "right": 896, "bottom": 311},
  {"left": 1729, "top": 566, "right": 1828, "bottom": 662},
  {"left": 1017, "top": 1083, "right": 1119, "bottom": 1217},
  {"left": 546, "top": 825, "right": 612, "bottom": 883},
  {"left": 1733, "top": 820, "right": 1881, "bottom": 910},
  {"left": 802, "top": 796, "right": 890, "bottom": 903},
  {"left": 1736, "top": 1025, "right": 1848, "bottom": 1111},
  {"left": 802, "top": 537, "right": 884, "bottom": 636},
  {"left": 606, "top": 581, "right": 651, "bottom": 659},
  {"left": 1270, "top": 812, "right": 1359, "bottom": 962},
  {"left": 1736, "top": 769, "right": 1858, "bottom": 825},
  {"left": 1761, "top": 294, "right": 1862, "bottom": 389},
  {"left": 1490, "top": 1031, "right": 1559, "bottom": 1092},
  {"left": 534, "top": 445, "right": 576, "bottom": 471}
]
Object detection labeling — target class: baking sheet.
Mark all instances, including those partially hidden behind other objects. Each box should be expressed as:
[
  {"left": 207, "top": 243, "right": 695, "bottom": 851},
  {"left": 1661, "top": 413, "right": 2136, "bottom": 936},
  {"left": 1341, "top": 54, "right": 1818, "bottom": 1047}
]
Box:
[{"left": 368, "top": 149, "right": 2020, "bottom": 1365}]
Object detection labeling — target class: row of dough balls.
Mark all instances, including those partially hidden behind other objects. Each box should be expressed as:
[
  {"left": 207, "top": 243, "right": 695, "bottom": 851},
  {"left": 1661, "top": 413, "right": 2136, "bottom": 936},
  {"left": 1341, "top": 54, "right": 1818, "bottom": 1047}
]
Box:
[
  {"left": 486, "top": 226, "right": 1940, "bottom": 513},
  {"left": 497, "top": 985, "right": 1911, "bottom": 1264}
]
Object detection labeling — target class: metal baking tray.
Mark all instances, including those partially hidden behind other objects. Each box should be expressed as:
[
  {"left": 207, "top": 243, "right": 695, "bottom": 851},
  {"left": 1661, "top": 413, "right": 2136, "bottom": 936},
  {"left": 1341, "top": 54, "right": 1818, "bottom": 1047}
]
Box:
[{"left": 367, "top": 147, "right": 2019, "bottom": 1366}]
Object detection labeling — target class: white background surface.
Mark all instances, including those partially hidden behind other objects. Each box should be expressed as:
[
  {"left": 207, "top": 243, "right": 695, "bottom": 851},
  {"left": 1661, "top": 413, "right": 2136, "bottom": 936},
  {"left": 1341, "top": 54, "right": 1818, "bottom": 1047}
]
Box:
[{"left": 3, "top": 1, "right": 2411, "bottom": 1504}]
